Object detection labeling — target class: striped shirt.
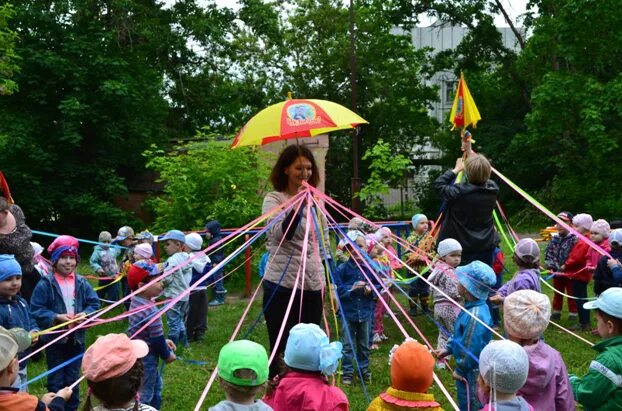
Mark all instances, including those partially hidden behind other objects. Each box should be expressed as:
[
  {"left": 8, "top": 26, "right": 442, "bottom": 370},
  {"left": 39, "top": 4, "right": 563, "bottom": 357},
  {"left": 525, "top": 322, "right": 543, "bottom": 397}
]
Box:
[{"left": 127, "top": 295, "right": 163, "bottom": 343}]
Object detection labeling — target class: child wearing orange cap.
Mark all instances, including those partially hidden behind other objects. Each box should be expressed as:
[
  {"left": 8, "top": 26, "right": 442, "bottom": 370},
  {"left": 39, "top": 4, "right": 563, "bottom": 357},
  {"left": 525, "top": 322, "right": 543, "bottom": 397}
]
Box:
[{"left": 368, "top": 339, "right": 442, "bottom": 411}]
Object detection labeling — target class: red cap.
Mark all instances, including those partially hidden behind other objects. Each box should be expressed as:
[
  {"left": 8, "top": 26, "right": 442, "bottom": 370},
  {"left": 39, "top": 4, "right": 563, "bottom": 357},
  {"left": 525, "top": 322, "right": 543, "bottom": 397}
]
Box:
[{"left": 127, "top": 264, "right": 150, "bottom": 290}]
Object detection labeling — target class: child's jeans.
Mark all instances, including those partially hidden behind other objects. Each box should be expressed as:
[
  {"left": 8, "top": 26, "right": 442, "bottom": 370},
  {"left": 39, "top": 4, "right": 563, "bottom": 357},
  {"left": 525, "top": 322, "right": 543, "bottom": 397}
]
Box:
[
  {"left": 208, "top": 268, "right": 227, "bottom": 295},
  {"left": 141, "top": 352, "right": 162, "bottom": 409},
  {"left": 46, "top": 341, "right": 83, "bottom": 411},
  {"left": 571, "top": 279, "right": 590, "bottom": 326},
  {"left": 341, "top": 319, "right": 370, "bottom": 377},
  {"left": 553, "top": 276, "right": 577, "bottom": 313},
  {"left": 457, "top": 368, "right": 481, "bottom": 411},
  {"left": 166, "top": 300, "right": 189, "bottom": 346}
]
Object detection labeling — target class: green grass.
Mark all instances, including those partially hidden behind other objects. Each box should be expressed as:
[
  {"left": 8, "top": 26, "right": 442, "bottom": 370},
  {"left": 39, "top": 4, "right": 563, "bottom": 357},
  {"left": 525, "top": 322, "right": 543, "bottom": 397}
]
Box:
[{"left": 25, "top": 239, "right": 595, "bottom": 410}]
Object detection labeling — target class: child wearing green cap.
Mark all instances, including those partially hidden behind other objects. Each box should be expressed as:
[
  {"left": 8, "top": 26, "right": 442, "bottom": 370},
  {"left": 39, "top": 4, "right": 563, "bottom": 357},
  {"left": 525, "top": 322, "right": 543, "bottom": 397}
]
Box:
[
  {"left": 570, "top": 287, "right": 622, "bottom": 409},
  {"left": 0, "top": 325, "right": 72, "bottom": 410},
  {"left": 210, "top": 340, "right": 273, "bottom": 411}
]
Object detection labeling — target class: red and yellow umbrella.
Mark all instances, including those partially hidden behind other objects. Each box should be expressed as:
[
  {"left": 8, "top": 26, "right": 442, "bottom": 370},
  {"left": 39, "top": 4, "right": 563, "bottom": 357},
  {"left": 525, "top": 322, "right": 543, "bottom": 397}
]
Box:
[{"left": 230, "top": 98, "right": 368, "bottom": 148}]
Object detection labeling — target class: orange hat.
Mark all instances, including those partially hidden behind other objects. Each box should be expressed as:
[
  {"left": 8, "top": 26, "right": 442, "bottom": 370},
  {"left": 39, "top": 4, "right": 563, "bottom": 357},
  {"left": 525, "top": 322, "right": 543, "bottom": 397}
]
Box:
[
  {"left": 390, "top": 340, "right": 434, "bottom": 392},
  {"left": 82, "top": 334, "right": 149, "bottom": 382}
]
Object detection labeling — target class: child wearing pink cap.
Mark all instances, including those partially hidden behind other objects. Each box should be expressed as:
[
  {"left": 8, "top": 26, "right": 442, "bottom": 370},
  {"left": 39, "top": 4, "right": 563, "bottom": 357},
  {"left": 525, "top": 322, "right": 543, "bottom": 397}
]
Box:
[
  {"left": 564, "top": 213, "right": 594, "bottom": 331},
  {"left": 82, "top": 333, "right": 156, "bottom": 411}
]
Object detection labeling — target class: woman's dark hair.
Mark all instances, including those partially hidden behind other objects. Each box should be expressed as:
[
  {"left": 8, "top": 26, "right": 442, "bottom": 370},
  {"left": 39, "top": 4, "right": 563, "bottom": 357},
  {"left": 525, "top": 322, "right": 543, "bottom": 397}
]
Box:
[
  {"left": 82, "top": 359, "right": 144, "bottom": 411},
  {"left": 269, "top": 145, "right": 319, "bottom": 191}
]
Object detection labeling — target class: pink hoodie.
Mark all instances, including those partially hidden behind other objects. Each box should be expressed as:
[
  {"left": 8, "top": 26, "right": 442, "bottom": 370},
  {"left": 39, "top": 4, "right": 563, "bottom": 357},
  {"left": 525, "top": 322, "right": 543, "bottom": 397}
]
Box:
[{"left": 263, "top": 371, "right": 349, "bottom": 411}]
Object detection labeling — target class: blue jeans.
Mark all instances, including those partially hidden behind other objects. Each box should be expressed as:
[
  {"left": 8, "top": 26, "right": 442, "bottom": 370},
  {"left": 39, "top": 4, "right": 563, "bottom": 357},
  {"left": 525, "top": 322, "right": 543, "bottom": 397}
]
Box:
[
  {"left": 141, "top": 352, "right": 162, "bottom": 409},
  {"left": 166, "top": 300, "right": 189, "bottom": 346},
  {"left": 456, "top": 368, "right": 480, "bottom": 411},
  {"left": 208, "top": 268, "right": 227, "bottom": 295},
  {"left": 46, "top": 342, "right": 83, "bottom": 411},
  {"left": 341, "top": 319, "right": 370, "bottom": 377}
]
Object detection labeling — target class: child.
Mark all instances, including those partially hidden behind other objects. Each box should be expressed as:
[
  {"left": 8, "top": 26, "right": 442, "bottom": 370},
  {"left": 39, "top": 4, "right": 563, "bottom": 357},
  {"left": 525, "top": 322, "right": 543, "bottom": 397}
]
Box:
[
  {"left": 370, "top": 235, "right": 391, "bottom": 347},
  {"left": 205, "top": 220, "right": 227, "bottom": 306},
  {"left": 211, "top": 339, "right": 272, "bottom": 411},
  {"left": 544, "top": 211, "right": 577, "bottom": 321},
  {"left": 435, "top": 260, "right": 496, "bottom": 411},
  {"left": 160, "top": 229, "right": 192, "bottom": 347},
  {"left": 81, "top": 333, "right": 156, "bottom": 411},
  {"left": 0, "top": 254, "right": 39, "bottom": 391},
  {"left": 0, "top": 325, "right": 72, "bottom": 410},
  {"left": 564, "top": 213, "right": 594, "bottom": 330},
  {"left": 368, "top": 339, "right": 442, "bottom": 411},
  {"left": 406, "top": 214, "right": 432, "bottom": 316},
  {"left": 30, "top": 235, "right": 100, "bottom": 411},
  {"left": 127, "top": 261, "right": 176, "bottom": 409},
  {"left": 501, "top": 290, "right": 575, "bottom": 410},
  {"left": 89, "top": 231, "right": 121, "bottom": 302},
  {"left": 428, "top": 238, "right": 462, "bottom": 363},
  {"left": 570, "top": 287, "right": 622, "bottom": 409},
  {"left": 184, "top": 232, "right": 211, "bottom": 342},
  {"left": 31, "top": 242, "right": 52, "bottom": 277},
  {"left": 113, "top": 226, "right": 136, "bottom": 308},
  {"left": 477, "top": 340, "right": 532, "bottom": 411},
  {"left": 264, "top": 323, "right": 347, "bottom": 411},
  {"left": 586, "top": 220, "right": 611, "bottom": 323},
  {"left": 134, "top": 243, "right": 156, "bottom": 264},
  {"left": 335, "top": 230, "right": 365, "bottom": 263},
  {"left": 490, "top": 238, "right": 541, "bottom": 305},
  {"left": 601, "top": 229, "right": 622, "bottom": 293},
  {"left": 334, "top": 232, "right": 376, "bottom": 385}
]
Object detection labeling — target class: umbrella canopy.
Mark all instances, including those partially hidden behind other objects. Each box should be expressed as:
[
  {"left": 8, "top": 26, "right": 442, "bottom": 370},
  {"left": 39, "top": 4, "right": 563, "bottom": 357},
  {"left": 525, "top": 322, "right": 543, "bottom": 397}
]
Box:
[{"left": 231, "top": 98, "right": 368, "bottom": 148}]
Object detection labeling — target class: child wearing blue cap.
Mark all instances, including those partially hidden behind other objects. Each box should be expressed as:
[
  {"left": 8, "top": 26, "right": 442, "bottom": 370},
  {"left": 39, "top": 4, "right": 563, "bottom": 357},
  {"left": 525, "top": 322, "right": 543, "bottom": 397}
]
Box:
[
  {"left": 434, "top": 260, "right": 496, "bottom": 411},
  {"left": 570, "top": 287, "right": 622, "bottom": 409},
  {"left": 0, "top": 254, "right": 39, "bottom": 391},
  {"left": 160, "top": 229, "right": 192, "bottom": 348}
]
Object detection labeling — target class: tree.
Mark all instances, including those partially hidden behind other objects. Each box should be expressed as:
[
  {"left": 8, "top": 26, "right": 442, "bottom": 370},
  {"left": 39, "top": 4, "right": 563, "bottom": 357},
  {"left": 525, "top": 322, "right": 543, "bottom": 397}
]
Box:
[{"left": 0, "top": 3, "right": 18, "bottom": 95}]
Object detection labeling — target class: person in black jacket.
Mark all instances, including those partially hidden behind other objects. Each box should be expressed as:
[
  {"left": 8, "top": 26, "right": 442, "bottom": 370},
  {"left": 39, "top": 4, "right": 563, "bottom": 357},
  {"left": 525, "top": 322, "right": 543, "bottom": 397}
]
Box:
[{"left": 433, "top": 153, "right": 499, "bottom": 266}]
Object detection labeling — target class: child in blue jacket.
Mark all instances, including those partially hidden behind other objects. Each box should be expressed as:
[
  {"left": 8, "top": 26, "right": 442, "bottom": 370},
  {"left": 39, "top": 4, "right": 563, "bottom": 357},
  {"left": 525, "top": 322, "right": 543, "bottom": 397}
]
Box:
[
  {"left": 0, "top": 254, "right": 39, "bottom": 391},
  {"left": 30, "top": 236, "right": 99, "bottom": 411},
  {"left": 435, "top": 260, "right": 496, "bottom": 411},
  {"left": 334, "top": 231, "right": 377, "bottom": 385}
]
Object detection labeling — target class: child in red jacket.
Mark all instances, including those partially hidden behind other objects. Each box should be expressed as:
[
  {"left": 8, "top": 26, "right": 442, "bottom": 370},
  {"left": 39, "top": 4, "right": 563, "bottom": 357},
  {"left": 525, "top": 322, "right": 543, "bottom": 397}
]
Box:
[{"left": 563, "top": 214, "right": 593, "bottom": 331}]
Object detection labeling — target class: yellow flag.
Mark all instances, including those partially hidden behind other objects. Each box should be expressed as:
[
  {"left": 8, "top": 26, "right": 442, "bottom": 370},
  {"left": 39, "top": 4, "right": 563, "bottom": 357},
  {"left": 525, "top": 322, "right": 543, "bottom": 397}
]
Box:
[{"left": 449, "top": 72, "right": 481, "bottom": 130}]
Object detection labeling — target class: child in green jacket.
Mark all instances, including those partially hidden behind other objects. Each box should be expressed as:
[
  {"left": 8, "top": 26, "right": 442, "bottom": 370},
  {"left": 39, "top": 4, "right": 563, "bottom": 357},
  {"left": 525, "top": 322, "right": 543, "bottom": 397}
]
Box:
[{"left": 570, "top": 287, "right": 622, "bottom": 410}]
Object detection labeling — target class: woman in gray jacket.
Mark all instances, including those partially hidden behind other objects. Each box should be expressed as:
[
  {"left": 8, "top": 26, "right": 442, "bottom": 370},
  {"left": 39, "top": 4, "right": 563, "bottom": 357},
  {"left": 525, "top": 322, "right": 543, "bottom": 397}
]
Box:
[{"left": 262, "top": 145, "right": 327, "bottom": 378}]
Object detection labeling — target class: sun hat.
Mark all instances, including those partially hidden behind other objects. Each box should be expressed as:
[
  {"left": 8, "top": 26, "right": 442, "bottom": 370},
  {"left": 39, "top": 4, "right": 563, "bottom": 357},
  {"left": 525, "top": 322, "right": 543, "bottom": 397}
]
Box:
[
  {"left": 591, "top": 219, "right": 611, "bottom": 238},
  {"left": 159, "top": 229, "right": 186, "bottom": 244},
  {"left": 218, "top": 340, "right": 269, "bottom": 387},
  {"left": 503, "top": 290, "right": 551, "bottom": 340},
  {"left": 479, "top": 340, "right": 529, "bottom": 394},
  {"left": 184, "top": 233, "right": 203, "bottom": 251},
  {"left": 609, "top": 229, "right": 622, "bottom": 246},
  {"left": 584, "top": 287, "right": 622, "bottom": 319},
  {"left": 390, "top": 340, "right": 435, "bottom": 392},
  {"left": 0, "top": 326, "right": 31, "bottom": 371},
  {"left": 82, "top": 333, "right": 149, "bottom": 382},
  {"left": 127, "top": 261, "right": 159, "bottom": 290},
  {"left": 133, "top": 243, "right": 154, "bottom": 260},
  {"left": 112, "top": 226, "right": 135, "bottom": 243},
  {"left": 514, "top": 238, "right": 540, "bottom": 264},
  {"left": 437, "top": 239, "right": 462, "bottom": 257},
  {"left": 284, "top": 323, "right": 342, "bottom": 376},
  {"left": 572, "top": 213, "right": 593, "bottom": 231},
  {"left": 455, "top": 260, "right": 496, "bottom": 301},
  {"left": 98, "top": 231, "right": 112, "bottom": 243},
  {"left": 0, "top": 254, "right": 21, "bottom": 281},
  {"left": 411, "top": 214, "right": 427, "bottom": 229}
]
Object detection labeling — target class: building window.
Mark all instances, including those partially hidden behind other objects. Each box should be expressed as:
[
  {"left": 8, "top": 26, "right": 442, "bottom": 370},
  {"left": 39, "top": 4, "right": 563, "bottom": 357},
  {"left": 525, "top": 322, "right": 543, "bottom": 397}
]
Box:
[{"left": 444, "top": 80, "right": 456, "bottom": 106}]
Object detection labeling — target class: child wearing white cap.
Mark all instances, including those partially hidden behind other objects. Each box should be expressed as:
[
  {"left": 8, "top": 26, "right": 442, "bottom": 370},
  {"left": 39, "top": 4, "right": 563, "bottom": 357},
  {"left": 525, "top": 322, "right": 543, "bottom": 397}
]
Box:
[
  {"left": 498, "top": 290, "right": 575, "bottom": 411},
  {"left": 570, "top": 287, "right": 622, "bottom": 409},
  {"left": 428, "top": 238, "right": 463, "bottom": 364},
  {"left": 478, "top": 340, "right": 533, "bottom": 411}
]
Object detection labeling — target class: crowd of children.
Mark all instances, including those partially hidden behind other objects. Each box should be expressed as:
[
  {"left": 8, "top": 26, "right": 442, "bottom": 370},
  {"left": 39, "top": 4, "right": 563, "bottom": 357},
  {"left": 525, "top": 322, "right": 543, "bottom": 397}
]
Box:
[{"left": 0, "top": 205, "right": 620, "bottom": 411}]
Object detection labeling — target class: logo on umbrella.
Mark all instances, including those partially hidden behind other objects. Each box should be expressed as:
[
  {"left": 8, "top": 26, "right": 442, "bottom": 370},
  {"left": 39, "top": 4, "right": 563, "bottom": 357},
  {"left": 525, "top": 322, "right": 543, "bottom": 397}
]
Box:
[{"left": 286, "top": 103, "right": 321, "bottom": 126}]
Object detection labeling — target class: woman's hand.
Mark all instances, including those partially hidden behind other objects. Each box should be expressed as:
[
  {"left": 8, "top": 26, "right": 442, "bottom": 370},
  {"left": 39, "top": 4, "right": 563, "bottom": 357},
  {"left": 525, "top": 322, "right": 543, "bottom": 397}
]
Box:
[{"left": 452, "top": 158, "right": 464, "bottom": 174}]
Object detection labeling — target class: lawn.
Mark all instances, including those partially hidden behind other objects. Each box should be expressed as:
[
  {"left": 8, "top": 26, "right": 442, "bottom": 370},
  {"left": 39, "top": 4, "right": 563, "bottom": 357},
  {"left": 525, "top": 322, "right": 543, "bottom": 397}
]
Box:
[{"left": 25, "top": 237, "right": 595, "bottom": 410}]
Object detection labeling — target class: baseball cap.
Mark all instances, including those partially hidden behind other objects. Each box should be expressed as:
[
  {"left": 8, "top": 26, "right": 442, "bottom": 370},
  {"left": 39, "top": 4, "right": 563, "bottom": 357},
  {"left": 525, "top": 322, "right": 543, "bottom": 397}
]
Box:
[
  {"left": 159, "top": 230, "right": 186, "bottom": 244},
  {"left": 136, "top": 231, "right": 154, "bottom": 242},
  {"left": 113, "top": 226, "right": 135, "bottom": 243},
  {"left": 557, "top": 211, "right": 574, "bottom": 222},
  {"left": 610, "top": 229, "right": 622, "bottom": 246},
  {"left": 0, "top": 326, "right": 31, "bottom": 371},
  {"left": 584, "top": 287, "right": 622, "bottom": 319},
  {"left": 514, "top": 238, "right": 540, "bottom": 264},
  {"left": 185, "top": 233, "right": 203, "bottom": 251},
  {"left": 217, "top": 340, "right": 268, "bottom": 387},
  {"left": 82, "top": 334, "right": 149, "bottom": 382}
]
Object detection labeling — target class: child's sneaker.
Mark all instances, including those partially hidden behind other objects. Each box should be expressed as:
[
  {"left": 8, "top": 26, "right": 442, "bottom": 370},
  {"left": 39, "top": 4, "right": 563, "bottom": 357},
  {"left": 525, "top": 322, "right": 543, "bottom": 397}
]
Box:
[
  {"left": 436, "top": 361, "right": 446, "bottom": 370},
  {"left": 380, "top": 333, "right": 389, "bottom": 341},
  {"left": 551, "top": 311, "right": 561, "bottom": 321},
  {"left": 341, "top": 375, "right": 352, "bottom": 385},
  {"left": 372, "top": 333, "right": 382, "bottom": 343}
]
